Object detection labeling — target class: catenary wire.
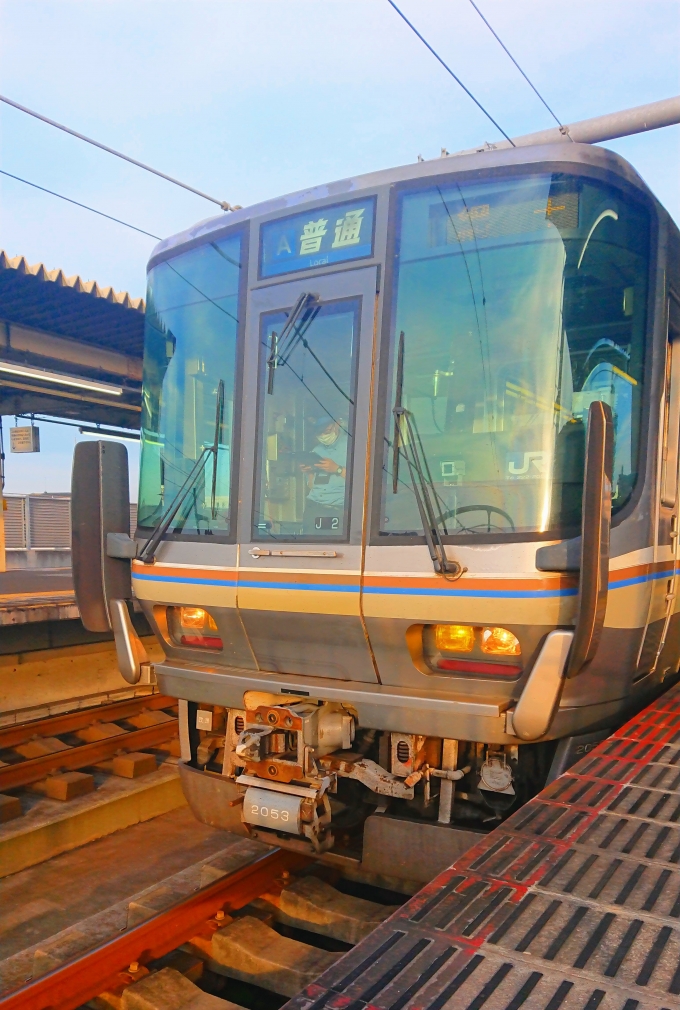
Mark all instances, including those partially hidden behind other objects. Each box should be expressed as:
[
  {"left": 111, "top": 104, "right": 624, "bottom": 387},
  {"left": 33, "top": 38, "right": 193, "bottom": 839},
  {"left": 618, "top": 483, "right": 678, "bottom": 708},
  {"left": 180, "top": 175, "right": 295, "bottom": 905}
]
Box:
[
  {"left": 385, "top": 0, "right": 515, "bottom": 146},
  {"left": 0, "top": 94, "right": 239, "bottom": 211},
  {"left": 0, "top": 169, "right": 161, "bottom": 240},
  {"left": 465, "top": 0, "right": 564, "bottom": 129}
]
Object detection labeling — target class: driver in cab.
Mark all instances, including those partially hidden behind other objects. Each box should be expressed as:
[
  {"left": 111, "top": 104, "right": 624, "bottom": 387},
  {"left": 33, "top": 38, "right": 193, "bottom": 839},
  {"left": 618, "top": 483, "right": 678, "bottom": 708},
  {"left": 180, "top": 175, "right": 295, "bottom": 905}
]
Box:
[{"left": 301, "top": 416, "right": 347, "bottom": 533}]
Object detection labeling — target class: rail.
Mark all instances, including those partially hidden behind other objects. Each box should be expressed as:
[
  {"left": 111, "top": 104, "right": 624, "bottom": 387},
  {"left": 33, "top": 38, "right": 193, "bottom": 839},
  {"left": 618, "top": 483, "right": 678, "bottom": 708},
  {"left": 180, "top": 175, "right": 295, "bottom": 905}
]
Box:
[
  {"left": 0, "top": 693, "right": 173, "bottom": 750},
  {"left": 1, "top": 847, "right": 308, "bottom": 1010},
  {"left": 7, "top": 678, "right": 680, "bottom": 1008},
  {"left": 0, "top": 694, "right": 178, "bottom": 794}
]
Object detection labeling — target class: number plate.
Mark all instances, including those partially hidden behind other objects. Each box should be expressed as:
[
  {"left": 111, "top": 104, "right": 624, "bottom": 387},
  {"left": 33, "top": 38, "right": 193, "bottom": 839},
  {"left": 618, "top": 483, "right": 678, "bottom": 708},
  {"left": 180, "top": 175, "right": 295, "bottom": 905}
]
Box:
[
  {"left": 242, "top": 786, "right": 302, "bottom": 835},
  {"left": 196, "top": 709, "right": 213, "bottom": 731}
]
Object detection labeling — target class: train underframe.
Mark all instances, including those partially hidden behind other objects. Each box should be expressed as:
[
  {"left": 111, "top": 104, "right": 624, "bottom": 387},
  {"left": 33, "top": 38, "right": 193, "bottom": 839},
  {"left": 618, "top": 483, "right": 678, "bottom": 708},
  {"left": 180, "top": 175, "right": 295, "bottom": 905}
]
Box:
[{"left": 180, "top": 693, "right": 579, "bottom": 858}]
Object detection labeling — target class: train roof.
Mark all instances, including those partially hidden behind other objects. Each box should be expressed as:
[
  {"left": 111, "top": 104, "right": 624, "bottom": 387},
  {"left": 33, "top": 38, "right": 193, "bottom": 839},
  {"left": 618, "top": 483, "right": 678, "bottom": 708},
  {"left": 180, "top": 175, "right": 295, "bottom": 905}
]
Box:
[{"left": 148, "top": 140, "right": 667, "bottom": 271}]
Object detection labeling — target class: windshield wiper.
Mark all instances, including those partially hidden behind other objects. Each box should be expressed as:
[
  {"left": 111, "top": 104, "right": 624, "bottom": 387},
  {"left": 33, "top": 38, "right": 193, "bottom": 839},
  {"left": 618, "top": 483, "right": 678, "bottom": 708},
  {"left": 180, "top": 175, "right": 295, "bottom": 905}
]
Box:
[
  {"left": 139, "top": 379, "right": 225, "bottom": 563},
  {"left": 267, "top": 292, "right": 318, "bottom": 394},
  {"left": 392, "top": 334, "right": 462, "bottom": 580},
  {"left": 391, "top": 331, "right": 406, "bottom": 494},
  {"left": 210, "top": 379, "right": 225, "bottom": 519}
]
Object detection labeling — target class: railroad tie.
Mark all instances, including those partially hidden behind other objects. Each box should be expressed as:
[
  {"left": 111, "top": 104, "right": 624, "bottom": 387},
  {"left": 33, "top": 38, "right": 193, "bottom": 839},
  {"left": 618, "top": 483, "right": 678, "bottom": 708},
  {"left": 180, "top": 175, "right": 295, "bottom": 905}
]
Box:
[
  {"left": 201, "top": 914, "right": 338, "bottom": 996},
  {"left": 0, "top": 794, "right": 21, "bottom": 822},
  {"left": 261, "top": 875, "right": 399, "bottom": 944},
  {"left": 76, "top": 721, "right": 128, "bottom": 742},
  {"left": 121, "top": 967, "right": 242, "bottom": 1010},
  {"left": 14, "top": 736, "right": 71, "bottom": 758},
  {"left": 112, "top": 752, "right": 159, "bottom": 778},
  {"left": 30, "top": 770, "right": 94, "bottom": 800},
  {"left": 126, "top": 710, "right": 177, "bottom": 729}
]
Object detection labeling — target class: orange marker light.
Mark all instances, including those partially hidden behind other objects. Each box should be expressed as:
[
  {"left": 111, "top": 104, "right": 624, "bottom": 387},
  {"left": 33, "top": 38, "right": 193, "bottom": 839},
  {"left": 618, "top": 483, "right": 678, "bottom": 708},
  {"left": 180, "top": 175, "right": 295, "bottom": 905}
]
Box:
[
  {"left": 175, "top": 607, "right": 222, "bottom": 648},
  {"left": 180, "top": 607, "right": 218, "bottom": 631},
  {"left": 481, "top": 626, "right": 521, "bottom": 656},
  {"left": 435, "top": 624, "right": 475, "bottom": 653}
]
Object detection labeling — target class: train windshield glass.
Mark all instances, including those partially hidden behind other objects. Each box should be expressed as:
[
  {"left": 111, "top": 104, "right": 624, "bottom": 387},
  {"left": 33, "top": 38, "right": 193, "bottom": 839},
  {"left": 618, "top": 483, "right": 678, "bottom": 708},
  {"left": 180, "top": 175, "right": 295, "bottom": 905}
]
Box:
[
  {"left": 381, "top": 173, "right": 649, "bottom": 538},
  {"left": 138, "top": 233, "right": 242, "bottom": 534},
  {"left": 253, "top": 298, "right": 359, "bottom": 540}
]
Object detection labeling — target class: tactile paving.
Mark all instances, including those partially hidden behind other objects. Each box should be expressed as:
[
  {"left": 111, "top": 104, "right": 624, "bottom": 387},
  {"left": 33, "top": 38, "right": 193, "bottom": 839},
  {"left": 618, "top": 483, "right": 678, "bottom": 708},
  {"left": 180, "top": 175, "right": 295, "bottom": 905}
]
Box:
[{"left": 285, "top": 681, "right": 680, "bottom": 1010}]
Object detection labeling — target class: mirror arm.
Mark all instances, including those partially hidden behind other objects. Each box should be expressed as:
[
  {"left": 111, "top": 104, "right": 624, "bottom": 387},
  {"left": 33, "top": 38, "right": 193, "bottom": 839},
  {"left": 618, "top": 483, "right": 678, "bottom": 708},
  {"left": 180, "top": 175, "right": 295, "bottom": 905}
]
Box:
[{"left": 110, "top": 599, "right": 150, "bottom": 685}]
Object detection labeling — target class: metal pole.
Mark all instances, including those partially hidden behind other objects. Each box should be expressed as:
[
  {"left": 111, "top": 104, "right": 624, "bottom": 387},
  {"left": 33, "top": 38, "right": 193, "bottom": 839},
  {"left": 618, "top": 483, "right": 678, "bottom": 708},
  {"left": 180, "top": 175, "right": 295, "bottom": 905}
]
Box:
[{"left": 450, "top": 95, "right": 680, "bottom": 157}]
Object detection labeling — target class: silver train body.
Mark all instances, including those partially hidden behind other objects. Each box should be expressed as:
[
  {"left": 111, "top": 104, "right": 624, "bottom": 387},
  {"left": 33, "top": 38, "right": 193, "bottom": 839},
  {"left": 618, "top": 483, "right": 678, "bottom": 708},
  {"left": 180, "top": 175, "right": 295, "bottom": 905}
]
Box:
[{"left": 123, "top": 141, "right": 679, "bottom": 859}]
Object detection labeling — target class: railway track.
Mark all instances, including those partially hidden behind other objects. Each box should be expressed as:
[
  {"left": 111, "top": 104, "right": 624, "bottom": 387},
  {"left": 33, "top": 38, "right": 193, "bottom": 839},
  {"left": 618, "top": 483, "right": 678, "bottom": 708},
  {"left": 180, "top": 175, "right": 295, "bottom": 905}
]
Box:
[
  {"left": 0, "top": 838, "right": 404, "bottom": 1010},
  {"left": 5, "top": 681, "right": 680, "bottom": 1009},
  {"left": 0, "top": 694, "right": 179, "bottom": 819}
]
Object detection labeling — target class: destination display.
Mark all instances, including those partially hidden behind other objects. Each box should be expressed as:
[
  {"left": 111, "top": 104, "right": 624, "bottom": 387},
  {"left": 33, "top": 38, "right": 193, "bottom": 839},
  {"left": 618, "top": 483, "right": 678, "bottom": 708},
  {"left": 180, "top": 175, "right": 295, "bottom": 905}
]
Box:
[{"left": 259, "top": 197, "right": 375, "bottom": 277}]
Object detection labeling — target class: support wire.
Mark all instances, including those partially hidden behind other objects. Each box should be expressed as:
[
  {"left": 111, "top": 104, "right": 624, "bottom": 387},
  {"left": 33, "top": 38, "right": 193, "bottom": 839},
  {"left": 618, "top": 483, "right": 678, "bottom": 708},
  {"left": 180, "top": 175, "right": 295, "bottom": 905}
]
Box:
[
  {"left": 466, "top": 0, "right": 565, "bottom": 129},
  {"left": 385, "top": 0, "right": 515, "bottom": 145},
  {"left": 0, "top": 94, "right": 239, "bottom": 211},
  {"left": 0, "top": 169, "right": 161, "bottom": 240}
]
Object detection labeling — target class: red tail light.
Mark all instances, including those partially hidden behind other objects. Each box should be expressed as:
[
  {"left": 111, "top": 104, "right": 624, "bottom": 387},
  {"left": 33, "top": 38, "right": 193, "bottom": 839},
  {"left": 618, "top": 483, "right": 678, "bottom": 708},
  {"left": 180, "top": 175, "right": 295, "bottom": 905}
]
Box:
[
  {"left": 180, "top": 634, "right": 223, "bottom": 649},
  {"left": 437, "top": 658, "right": 521, "bottom": 677}
]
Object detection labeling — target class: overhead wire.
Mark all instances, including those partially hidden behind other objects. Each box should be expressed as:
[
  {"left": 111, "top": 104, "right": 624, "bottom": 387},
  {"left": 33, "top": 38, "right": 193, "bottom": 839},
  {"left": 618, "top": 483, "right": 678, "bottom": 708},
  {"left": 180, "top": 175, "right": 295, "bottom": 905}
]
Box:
[
  {"left": 0, "top": 169, "right": 161, "bottom": 240},
  {"left": 465, "top": 0, "right": 565, "bottom": 129},
  {"left": 385, "top": 0, "right": 515, "bottom": 146},
  {"left": 0, "top": 94, "right": 240, "bottom": 211}
]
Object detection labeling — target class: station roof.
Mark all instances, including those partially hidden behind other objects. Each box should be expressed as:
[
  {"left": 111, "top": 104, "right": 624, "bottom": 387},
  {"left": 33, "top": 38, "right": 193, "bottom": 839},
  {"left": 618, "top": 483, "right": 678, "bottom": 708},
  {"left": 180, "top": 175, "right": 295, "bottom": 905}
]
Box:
[
  {"left": 0, "top": 252, "right": 144, "bottom": 356},
  {"left": 0, "top": 252, "right": 144, "bottom": 427}
]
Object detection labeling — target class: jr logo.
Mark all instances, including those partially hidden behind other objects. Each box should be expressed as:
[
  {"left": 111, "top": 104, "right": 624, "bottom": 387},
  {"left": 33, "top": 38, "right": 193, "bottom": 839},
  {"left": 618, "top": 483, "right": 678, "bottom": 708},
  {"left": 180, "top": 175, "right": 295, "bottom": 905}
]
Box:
[{"left": 507, "top": 451, "right": 549, "bottom": 476}]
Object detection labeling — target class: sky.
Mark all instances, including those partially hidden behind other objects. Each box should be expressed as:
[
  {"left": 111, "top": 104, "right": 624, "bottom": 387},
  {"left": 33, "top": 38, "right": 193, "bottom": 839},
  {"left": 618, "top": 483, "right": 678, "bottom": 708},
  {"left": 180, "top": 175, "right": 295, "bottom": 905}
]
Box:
[{"left": 1, "top": 0, "right": 679, "bottom": 497}]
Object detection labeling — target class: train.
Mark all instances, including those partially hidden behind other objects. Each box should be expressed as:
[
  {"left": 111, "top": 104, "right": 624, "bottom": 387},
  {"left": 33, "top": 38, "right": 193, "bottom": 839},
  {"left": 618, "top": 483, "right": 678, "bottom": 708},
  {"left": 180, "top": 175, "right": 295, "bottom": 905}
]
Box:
[{"left": 72, "top": 130, "right": 680, "bottom": 879}]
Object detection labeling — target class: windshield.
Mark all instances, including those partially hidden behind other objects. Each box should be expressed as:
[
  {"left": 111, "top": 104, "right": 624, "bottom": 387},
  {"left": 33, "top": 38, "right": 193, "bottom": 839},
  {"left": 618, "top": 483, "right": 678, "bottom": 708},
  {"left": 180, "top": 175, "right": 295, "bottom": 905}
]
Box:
[
  {"left": 138, "top": 233, "right": 242, "bottom": 535},
  {"left": 253, "top": 297, "right": 360, "bottom": 540},
  {"left": 380, "top": 173, "right": 650, "bottom": 538}
]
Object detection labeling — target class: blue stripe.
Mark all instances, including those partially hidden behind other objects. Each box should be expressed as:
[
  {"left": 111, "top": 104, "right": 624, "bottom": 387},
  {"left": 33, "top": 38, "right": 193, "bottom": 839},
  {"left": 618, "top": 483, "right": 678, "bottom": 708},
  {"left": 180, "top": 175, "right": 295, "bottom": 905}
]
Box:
[
  {"left": 362, "top": 585, "right": 577, "bottom": 599},
  {"left": 132, "top": 571, "right": 571, "bottom": 598},
  {"left": 132, "top": 572, "right": 353, "bottom": 592},
  {"left": 133, "top": 573, "right": 238, "bottom": 587},
  {"left": 239, "top": 579, "right": 357, "bottom": 593},
  {"left": 132, "top": 564, "right": 679, "bottom": 598},
  {"left": 609, "top": 568, "right": 675, "bottom": 590}
]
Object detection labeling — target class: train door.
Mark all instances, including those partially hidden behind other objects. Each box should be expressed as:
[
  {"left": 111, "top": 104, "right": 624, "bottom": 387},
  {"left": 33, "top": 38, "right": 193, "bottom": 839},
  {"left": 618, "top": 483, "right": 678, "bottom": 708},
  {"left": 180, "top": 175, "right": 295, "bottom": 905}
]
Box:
[
  {"left": 236, "top": 268, "right": 379, "bottom": 682},
  {"left": 644, "top": 292, "right": 680, "bottom": 677}
]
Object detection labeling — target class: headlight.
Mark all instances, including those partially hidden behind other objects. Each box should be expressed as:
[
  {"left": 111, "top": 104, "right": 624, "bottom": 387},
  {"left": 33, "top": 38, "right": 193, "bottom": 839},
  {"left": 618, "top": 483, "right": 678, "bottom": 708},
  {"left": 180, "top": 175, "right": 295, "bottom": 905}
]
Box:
[
  {"left": 434, "top": 624, "right": 475, "bottom": 653},
  {"left": 180, "top": 607, "right": 218, "bottom": 631},
  {"left": 169, "top": 607, "right": 222, "bottom": 649},
  {"left": 481, "top": 626, "right": 521, "bottom": 656}
]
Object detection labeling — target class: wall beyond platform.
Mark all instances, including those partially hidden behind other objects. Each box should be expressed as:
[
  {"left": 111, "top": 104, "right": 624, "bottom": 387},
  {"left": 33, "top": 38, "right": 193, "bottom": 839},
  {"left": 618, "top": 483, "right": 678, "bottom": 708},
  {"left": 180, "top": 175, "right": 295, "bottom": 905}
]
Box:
[
  {"left": 5, "top": 549, "right": 72, "bottom": 569},
  {"left": 0, "top": 635, "right": 165, "bottom": 725}
]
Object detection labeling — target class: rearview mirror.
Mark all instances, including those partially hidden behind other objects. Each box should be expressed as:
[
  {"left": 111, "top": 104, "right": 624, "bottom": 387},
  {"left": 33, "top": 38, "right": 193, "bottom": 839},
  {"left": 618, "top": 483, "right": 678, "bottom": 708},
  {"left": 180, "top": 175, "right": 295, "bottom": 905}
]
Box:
[{"left": 71, "top": 440, "right": 132, "bottom": 632}]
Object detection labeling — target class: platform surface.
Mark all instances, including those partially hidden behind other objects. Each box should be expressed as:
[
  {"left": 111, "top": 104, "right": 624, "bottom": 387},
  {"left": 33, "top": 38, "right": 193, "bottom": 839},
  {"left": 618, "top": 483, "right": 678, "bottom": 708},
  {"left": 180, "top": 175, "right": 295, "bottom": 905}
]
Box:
[
  {"left": 0, "top": 569, "right": 73, "bottom": 595},
  {"left": 288, "top": 681, "right": 680, "bottom": 1010},
  {"left": 0, "top": 566, "right": 76, "bottom": 625},
  {"left": 0, "top": 805, "right": 232, "bottom": 963}
]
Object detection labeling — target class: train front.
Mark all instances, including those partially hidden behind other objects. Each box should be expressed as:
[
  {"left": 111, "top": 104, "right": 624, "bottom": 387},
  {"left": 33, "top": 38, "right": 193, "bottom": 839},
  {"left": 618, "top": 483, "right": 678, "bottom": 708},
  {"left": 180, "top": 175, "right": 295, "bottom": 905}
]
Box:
[{"left": 132, "top": 142, "right": 671, "bottom": 867}]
